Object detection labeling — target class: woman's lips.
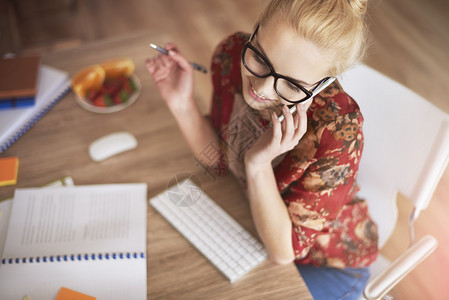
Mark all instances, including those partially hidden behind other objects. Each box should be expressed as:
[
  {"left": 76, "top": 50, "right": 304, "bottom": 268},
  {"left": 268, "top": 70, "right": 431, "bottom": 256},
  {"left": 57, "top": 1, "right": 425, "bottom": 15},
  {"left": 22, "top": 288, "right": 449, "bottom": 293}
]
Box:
[{"left": 248, "top": 82, "right": 276, "bottom": 103}]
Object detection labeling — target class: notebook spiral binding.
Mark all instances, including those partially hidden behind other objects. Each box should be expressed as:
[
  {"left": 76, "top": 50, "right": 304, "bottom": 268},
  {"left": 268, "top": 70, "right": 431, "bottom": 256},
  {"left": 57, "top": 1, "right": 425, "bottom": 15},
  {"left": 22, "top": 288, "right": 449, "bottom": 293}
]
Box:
[
  {"left": 0, "top": 85, "right": 70, "bottom": 153},
  {"left": 1, "top": 252, "right": 146, "bottom": 265}
]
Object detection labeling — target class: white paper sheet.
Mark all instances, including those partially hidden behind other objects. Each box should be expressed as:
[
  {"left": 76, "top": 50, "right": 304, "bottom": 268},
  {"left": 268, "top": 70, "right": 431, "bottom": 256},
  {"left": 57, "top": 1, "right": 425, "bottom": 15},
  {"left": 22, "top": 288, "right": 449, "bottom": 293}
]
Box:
[{"left": 0, "top": 183, "right": 147, "bottom": 300}]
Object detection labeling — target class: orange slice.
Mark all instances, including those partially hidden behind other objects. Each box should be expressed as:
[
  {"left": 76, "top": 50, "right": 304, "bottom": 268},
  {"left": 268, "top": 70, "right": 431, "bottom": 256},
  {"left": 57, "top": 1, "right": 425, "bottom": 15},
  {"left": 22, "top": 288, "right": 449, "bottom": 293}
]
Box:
[
  {"left": 100, "top": 58, "right": 135, "bottom": 80},
  {"left": 71, "top": 65, "right": 105, "bottom": 97}
]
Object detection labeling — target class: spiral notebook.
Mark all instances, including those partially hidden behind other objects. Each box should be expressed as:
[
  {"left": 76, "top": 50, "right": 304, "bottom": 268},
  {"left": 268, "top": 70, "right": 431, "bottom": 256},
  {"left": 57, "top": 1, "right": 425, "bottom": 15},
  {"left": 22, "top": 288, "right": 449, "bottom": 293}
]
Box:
[
  {"left": 0, "top": 184, "right": 148, "bottom": 300},
  {"left": 0, "top": 64, "right": 70, "bottom": 152}
]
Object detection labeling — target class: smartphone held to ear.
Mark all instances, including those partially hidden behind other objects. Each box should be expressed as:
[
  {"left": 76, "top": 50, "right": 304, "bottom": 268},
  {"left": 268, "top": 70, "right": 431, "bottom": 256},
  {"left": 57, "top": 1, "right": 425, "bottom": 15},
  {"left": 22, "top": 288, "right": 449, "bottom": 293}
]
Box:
[{"left": 276, "top": 77, "right": 336, "bottom": 123}]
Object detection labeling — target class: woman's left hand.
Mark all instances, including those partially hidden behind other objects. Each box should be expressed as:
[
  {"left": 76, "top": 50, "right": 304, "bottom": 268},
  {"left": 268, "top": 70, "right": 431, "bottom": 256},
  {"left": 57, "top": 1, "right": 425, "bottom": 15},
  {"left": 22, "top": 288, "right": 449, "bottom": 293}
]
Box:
[{"left": 244, "top": 101, "right": 311, "bottom": 168}]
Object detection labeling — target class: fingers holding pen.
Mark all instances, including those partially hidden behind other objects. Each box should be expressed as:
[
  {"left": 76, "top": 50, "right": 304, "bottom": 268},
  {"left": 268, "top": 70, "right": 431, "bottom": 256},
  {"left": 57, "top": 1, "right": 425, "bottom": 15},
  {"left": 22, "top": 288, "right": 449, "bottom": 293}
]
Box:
[
  {"left": 149, "top": 42, "right": 208, "bottom": 75},
  {"left": 145, "top": 43, "right": 197, "bottom": 111},
  {"left": 145, "top": 53, "right": 157, "bottom": 72},
  {"left": 145, "top": 56, "right": 169, "bottom": 82},
  {"left": 151, "top": 42, "right": 192, "bottom": 73},
  {"left": 168, "top": 51, "right": 193, "bottom": 73},
  {"left": 145, "top": 50, "right": 184, "bottom": 84},
  {"left": 164, "top": 42, "right": 179, "bottom": 53},
  {"left": 146, "top": 43, "right": 178, "bottom": 68},
  {"left": 145, "top": 54, "right": 163, "bottom": 72}
]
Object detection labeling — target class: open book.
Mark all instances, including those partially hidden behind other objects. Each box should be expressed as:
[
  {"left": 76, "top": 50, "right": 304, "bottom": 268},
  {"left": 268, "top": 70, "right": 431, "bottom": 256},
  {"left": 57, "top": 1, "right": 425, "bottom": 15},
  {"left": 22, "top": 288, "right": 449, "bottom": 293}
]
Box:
[{"left": 0, "top": 184, "right": 147, "bottom": 300}]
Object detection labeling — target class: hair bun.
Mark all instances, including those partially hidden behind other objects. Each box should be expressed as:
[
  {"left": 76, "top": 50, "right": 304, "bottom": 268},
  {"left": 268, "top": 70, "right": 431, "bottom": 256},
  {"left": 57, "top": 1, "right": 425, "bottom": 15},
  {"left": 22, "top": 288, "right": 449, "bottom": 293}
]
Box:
[{"left": 347, "top": 0, "right": 368, "bottom": 16}]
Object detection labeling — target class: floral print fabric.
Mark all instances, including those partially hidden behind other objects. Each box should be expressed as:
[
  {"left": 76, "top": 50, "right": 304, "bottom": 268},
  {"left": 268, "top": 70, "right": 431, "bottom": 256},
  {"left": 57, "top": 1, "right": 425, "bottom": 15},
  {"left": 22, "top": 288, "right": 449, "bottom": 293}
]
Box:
[{"left": 209, "top": 32, "right": 378, "bottom": 268}]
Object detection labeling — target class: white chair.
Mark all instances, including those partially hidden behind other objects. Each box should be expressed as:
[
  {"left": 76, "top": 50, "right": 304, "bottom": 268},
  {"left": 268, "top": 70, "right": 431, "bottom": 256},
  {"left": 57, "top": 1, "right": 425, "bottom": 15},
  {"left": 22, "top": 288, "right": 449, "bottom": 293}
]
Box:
[{"left": 338, "top": 64, "right": 449, "bottom": 300}]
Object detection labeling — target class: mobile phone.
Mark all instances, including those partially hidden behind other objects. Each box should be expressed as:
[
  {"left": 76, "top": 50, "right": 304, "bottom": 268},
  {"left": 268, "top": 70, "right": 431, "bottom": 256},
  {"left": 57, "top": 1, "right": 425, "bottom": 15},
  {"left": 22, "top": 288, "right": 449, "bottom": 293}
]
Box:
[{"left": 277, "top": 77, "right": 336, "bottom": 123}]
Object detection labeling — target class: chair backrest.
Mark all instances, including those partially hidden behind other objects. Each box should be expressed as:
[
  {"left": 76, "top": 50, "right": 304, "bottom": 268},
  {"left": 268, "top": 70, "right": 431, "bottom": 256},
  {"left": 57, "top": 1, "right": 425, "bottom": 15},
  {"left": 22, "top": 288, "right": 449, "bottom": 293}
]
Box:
[{"left": 338, "top": 65, "right": 449, "bottom": 248}]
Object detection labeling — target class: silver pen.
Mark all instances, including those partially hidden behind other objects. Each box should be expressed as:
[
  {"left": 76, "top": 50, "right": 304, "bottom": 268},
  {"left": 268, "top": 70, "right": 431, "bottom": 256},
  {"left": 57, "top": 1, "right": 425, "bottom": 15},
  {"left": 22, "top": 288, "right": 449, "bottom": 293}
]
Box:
[{"left": 149, "top": 43, "right": 207, "bottom": 73}]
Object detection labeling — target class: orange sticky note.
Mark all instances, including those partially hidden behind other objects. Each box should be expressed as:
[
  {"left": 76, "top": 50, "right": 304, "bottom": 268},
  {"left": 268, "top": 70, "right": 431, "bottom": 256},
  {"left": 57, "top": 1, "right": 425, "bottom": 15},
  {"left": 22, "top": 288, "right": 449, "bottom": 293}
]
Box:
[
  {"left": 55, "top": 287, "right": 96, "bottom": 300},
  {"left": 0, "top": 157, "right": 19, "bottom": 186}
]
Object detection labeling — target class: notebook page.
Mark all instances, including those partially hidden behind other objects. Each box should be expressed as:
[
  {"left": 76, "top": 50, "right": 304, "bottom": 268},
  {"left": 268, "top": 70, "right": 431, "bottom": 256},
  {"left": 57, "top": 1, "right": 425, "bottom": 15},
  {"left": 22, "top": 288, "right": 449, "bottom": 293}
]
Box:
[
  {"left": 1, "top": 184, "right": 147, "bottom": 259},
  {"left": 0, "top": 254, "right": 146, "bottom": 300},
  {"left": 0, "top": 199, "right": 12, "bottom": 259},
  {"left": 0, "top": 176, "right": 74, "bottom": 259}
]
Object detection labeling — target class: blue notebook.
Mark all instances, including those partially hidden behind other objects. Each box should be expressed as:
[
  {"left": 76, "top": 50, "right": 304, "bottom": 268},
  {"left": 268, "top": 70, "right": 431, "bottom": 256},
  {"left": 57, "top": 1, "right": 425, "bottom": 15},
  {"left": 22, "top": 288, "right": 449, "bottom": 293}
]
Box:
[{"left": 0, "top": 65, "right": 70, "bottom": 152}]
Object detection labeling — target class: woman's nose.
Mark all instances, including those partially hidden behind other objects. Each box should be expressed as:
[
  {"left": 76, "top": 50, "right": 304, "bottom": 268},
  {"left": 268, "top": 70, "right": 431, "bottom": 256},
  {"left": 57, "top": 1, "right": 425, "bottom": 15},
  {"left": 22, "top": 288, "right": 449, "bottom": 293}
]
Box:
[{"left": 252, "top": 76, "right": 277, "bottom": 99}]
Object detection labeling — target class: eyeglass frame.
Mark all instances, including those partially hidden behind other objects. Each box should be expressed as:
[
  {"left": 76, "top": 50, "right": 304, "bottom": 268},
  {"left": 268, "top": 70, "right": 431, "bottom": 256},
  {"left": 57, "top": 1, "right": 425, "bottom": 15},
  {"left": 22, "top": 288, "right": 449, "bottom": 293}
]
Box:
[{"left": 241, "top": 23, "right": 336, "bottom": 104}]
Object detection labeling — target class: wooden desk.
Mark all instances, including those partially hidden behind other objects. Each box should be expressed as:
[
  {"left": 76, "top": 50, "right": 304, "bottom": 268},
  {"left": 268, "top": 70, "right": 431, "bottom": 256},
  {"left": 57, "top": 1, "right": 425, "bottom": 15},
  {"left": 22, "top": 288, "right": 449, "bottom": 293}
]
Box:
[{"left": 0, "top": 31, "right": 312, "bottom": 299}]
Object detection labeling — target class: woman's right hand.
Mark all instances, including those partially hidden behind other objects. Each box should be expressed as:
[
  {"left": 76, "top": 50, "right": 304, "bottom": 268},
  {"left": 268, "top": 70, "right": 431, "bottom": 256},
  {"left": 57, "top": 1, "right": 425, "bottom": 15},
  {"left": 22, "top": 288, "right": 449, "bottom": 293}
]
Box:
[{"left": 145, "top": 43, "right": 195, "bottom": 113}]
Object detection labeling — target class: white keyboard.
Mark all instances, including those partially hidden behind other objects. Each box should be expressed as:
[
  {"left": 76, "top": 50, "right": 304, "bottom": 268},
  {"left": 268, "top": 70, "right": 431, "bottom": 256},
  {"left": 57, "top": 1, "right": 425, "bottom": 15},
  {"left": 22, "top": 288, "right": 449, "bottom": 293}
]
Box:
[{"left": 150, "top": 178, "right": 267, "bottom": 282}]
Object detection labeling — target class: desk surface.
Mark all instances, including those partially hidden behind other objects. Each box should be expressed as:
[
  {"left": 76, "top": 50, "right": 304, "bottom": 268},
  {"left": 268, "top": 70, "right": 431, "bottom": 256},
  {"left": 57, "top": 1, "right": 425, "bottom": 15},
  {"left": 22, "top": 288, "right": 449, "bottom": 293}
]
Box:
[{"left": 0, "top": 31, "right": 312, "bottom": 299}]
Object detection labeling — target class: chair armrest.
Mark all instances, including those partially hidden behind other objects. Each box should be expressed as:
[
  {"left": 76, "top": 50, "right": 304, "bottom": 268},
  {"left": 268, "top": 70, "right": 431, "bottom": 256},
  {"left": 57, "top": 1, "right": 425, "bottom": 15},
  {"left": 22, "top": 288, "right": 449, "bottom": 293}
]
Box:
[{"left": 364, "top": 235, "right": 438, "bottom": 300}]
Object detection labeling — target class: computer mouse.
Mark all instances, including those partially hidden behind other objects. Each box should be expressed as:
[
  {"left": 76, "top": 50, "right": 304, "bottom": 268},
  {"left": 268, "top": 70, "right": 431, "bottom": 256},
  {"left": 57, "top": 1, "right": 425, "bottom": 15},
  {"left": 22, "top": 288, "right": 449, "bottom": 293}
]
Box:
[{"left": 89, "top": 131, "right": 137, "bottom": 162}]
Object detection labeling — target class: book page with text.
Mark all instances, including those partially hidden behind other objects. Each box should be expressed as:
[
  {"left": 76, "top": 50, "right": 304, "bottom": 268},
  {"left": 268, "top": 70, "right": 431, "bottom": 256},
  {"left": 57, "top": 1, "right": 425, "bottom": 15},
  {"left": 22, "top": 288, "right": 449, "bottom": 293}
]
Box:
[{"left": 1, "top": 184, "right": 147, "bottom": 259}]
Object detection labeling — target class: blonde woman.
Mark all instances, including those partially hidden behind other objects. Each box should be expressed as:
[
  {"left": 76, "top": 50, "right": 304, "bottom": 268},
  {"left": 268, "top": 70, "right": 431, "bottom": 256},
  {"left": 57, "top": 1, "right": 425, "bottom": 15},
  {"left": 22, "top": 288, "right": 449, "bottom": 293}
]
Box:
[{"left": 146, "top": 0, "right": 378, "bottom": 298}]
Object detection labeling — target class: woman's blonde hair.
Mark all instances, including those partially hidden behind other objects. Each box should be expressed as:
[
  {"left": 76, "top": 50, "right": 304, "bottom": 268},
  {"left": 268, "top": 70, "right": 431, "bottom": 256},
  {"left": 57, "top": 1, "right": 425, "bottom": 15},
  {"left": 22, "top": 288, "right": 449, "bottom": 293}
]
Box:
[{"left": 259, "top": 0, "right": 368, "bottom": 76}]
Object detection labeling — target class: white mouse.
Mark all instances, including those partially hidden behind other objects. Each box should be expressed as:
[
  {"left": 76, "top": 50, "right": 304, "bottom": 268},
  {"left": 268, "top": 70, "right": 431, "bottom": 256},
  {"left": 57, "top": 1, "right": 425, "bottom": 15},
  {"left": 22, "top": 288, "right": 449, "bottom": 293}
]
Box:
[{"left": 89, "top": 131, "right": 138, "bottom": 162}]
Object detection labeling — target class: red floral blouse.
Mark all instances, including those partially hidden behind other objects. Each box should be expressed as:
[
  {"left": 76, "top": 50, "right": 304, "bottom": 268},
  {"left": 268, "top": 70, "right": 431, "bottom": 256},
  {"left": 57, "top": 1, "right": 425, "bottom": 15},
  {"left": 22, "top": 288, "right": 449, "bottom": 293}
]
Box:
[{"left": 209, "top": 32, "right": 378, "bottom": 268}]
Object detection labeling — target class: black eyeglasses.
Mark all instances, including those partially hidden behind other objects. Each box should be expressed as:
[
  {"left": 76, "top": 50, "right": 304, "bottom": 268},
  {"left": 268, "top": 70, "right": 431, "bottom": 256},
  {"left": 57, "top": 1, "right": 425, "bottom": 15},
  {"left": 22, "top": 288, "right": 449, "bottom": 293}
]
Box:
[{"left": 241, "top": 24, "right": 335, "bottom": 104}]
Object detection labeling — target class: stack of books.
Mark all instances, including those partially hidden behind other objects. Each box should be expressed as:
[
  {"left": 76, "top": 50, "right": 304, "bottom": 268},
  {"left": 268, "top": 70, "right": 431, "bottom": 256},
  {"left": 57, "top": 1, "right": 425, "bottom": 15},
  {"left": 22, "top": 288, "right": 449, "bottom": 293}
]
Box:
[
  {"left": 0, "top": 56, "right": 41, "bottom": 109},
  {"left": 0, "top": 57, "right": 71, "bottom": 152}
]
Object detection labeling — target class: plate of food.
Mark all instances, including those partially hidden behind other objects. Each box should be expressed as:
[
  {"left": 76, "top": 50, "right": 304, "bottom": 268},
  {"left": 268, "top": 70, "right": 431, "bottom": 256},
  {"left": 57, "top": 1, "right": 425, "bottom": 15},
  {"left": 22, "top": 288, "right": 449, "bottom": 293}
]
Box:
[{"left": 71, "top": 58, "right": 141, "bottom": 113}]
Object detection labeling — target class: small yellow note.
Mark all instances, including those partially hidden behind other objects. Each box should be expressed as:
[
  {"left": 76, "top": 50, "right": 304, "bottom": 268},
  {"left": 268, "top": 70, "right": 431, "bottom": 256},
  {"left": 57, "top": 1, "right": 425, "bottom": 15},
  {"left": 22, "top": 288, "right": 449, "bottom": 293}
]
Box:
[{"left": 0, "top": 157, "right": 19, "bottom": 186}]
